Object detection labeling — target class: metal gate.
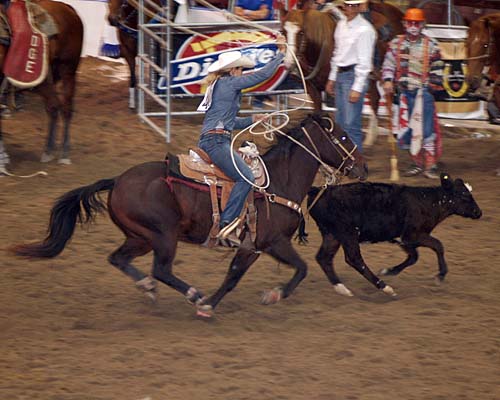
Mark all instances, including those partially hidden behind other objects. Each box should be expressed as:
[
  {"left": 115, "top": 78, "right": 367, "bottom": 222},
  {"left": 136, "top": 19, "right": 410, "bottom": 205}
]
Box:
[{"left": 136, "top": 0, "right": 304, "bottom": 142}]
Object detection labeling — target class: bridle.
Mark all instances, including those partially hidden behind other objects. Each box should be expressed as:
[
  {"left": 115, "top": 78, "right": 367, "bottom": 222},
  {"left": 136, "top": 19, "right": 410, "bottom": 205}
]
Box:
[
  {"left": 297, "top": 116, "right": 358, "bottom": 215},
  {"left": 296, "top": 116, "right": 358, "bottom": 184},
  {"left": 111, "top": 0, "right": 139, "bottom": 36}
]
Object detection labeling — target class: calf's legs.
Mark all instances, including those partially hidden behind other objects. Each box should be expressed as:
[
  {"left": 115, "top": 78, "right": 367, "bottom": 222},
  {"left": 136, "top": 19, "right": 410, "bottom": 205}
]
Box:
[
  {"left": 341, "top": 238, "right": 397, "bottom": 297},
  {"left": 380, "top": 235, "right": 447, "bottom": 281},
  {"left": 315, "top": 234, "right": 353, "bottom": 297}
]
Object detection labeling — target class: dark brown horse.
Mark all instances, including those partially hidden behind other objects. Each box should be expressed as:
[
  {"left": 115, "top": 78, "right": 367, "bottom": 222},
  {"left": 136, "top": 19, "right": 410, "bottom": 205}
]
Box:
[
  {"left": 0, "top": 0, "right": 83, "bottom": 164},
  {"left": 466, "top": 13, "right": 500, "bottom": 92},
  {"left": 12, "top": 114, "right": 368, "bottom": 317},
  {"left": 281, "top": 2, "right": 404, "bottom": 144}
]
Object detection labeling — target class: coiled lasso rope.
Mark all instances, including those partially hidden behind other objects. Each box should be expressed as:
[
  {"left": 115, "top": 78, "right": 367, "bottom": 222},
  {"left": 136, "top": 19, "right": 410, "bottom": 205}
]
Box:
[{"left": 128, "top": 0, "right": 314, "bottom": 189}]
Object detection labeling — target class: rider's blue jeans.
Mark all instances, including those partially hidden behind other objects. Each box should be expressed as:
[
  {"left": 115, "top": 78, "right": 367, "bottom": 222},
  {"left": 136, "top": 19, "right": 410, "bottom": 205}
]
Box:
[
  {"left": 198, "top": 133, "right": 255, "bottom": 226},
  {"left": 335, "top": 69, "right": 368, "bottom": 152}
]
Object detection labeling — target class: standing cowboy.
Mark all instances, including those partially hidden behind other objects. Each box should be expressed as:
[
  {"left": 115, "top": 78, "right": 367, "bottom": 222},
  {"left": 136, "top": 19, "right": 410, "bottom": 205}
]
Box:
[
  {"left": 325, "top": 0, "right": 376, "bottom": 153},
  {"left": 382, "top": 8, "right": 444, "bottom": 179}
]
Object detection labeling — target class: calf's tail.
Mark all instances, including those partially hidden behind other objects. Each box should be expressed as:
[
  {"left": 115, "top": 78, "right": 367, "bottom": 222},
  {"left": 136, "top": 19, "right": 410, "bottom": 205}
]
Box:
[
  {"left": 11, "top": 178, "right": 115, "bottom": 258},
  {"left": 295, "top": 187, "right": 322, "bottom": 244},
  {"left": 295, "top": 217, "right": 309, "bottom": 245}
]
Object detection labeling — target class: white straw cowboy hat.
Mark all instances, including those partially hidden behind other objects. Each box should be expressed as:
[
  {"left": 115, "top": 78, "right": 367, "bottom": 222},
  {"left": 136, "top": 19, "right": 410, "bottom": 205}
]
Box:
[
  {"left": 343, "top": 0, "right": 367, "bottom": 4},
  {"left": 207, "top": 51, "right": 255, "bottom": 73}
]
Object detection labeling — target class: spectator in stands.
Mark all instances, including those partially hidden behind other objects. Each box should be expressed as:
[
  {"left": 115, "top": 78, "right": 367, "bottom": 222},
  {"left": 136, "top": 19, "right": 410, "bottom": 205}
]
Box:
[
  {"left": 235, "top": 0, "right": 275, "bottom": 108},
  {"left": 325, "top": 0, "right": 376, "bottom": 153},
  {"left": 197, "top": 36, "right": 286, "bottom": 247},
  {"left": 235, "top": 0, "right": 274, "bottom": 20},
  {"left": 382, "top": 8, "right": 444, "bottom": 179}
]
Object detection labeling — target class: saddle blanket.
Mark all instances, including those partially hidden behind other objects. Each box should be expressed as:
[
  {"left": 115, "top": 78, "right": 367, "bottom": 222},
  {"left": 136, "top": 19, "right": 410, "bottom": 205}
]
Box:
[{"left": 4, "top": 1, "right": 49, "bottom": 88}]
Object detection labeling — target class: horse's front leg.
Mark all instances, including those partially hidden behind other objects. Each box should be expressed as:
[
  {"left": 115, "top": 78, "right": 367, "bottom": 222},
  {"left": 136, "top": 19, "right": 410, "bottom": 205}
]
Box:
[
  {"left": 197, "top": 243, "right": 261, "bottom": 317},
  {"left": 261, "top": 236, "right": 308, "bottom": 305},
  {"left": 120, "top": 31, "right": 137, "bottom": 109}
]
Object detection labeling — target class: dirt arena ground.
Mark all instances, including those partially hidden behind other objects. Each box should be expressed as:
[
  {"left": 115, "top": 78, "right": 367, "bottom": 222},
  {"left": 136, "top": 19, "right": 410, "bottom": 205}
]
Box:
[{"left": 1, "top": 58, "right": 499, "bottom": 400}]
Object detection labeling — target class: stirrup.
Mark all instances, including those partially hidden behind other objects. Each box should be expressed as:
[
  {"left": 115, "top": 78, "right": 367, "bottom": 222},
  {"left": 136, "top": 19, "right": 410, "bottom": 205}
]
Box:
[
  {"left": 217, "top": 233, "right": 241, "bottom": 248},
  {"left": 217, "top": 217, "right": 241, "bottom": 240}
]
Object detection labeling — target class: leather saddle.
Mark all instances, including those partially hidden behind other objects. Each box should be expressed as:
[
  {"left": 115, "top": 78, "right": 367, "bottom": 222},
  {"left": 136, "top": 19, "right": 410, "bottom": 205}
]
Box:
[
  {"left": 171, "top": 144, "right": 265, "bottom": 248},
  {"left": 178, "top": 145, "right": 266, "bottom": 188}
]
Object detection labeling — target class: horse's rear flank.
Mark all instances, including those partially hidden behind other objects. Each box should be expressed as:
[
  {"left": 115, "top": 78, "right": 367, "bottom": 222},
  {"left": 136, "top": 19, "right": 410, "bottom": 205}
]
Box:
[{"left": 37, "top": 0, "right": 83, "bottom": 70}]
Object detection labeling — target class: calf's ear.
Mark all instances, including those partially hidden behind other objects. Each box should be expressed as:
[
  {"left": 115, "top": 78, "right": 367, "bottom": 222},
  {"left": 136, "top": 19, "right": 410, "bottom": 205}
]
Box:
[{"left": 440, "top": 173, "right": 454, "bottom": 191}]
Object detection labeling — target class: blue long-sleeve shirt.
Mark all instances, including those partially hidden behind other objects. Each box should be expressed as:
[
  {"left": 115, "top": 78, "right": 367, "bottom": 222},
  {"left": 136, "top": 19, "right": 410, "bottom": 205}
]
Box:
[{"left": 200, "top": 52, "right": 284, "bottom": 135}]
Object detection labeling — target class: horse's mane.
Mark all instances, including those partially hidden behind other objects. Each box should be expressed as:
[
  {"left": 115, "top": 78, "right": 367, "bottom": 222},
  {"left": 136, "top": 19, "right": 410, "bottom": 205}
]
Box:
[
  {"left": 303, "top": 10, "right": 336, "bottom": 49},
  {"left": 262, "top": 115, "right": 321, "bottom": 164}
]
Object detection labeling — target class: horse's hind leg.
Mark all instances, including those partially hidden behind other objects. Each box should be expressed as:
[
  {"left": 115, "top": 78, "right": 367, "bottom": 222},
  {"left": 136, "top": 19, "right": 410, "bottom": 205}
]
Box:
[
  {"left": 198, "top": 245, "right": 260, "bottom": 316},
  {"left": 341, "top": 238, "right": 397, "bottom": 297},
  {"left": 151, "top": 232, "right": 206, "bottom": 309},
  {"left": 58, "top": 70, "right": 77, "bottom": 164},
  {"left": 316, "top": 233, "right": 353, "bottom": 297},
  {"left": 108, "top": 237, "right": 157, "bottom": 300}
]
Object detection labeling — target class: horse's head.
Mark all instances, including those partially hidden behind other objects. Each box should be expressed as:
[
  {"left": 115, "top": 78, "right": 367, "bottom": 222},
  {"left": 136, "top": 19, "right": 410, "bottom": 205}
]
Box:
[
  {"left": 303, "top": 114, "right": 368, "bottom": 181},
  {"left": 282, "top": 10, "right": 335, "bottom": 74},
  {"left": 466, "top": 17, "right": 493, "bottom": 91},
  {"left": 107, "top": 0, "right": 124, "bottom": 26},
  {"left": 282, "top": 9, "right": 305, "bottom": 69}
]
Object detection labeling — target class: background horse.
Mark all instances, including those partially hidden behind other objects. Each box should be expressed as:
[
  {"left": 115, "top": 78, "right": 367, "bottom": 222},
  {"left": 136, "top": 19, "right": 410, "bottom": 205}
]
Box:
[
  {"left": 466, "top": 13, "right": 500, "bottom": 124},
  {"left": 13, "top": 114, "right": 368, "bottom": 317},
  {"left": 107, "top": 0, "right": 154, "bottom": 109},
  {"left": 0, "top": 0, "right": 83, "bottom": 164},
  {"left": 281, "top": 2, "right": 404, "bottom": 145},
  {"left": 466, "top": 13, "right": 500, "bottom": 92},
  {"left": 107, "top": 0, "right": 226, "bottom": 109}
]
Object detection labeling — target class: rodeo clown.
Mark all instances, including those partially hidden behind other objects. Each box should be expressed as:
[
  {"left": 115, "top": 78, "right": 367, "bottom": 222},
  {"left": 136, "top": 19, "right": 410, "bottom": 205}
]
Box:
[{"left": 382, "top": 8, "right": 445, "bottom": 179}]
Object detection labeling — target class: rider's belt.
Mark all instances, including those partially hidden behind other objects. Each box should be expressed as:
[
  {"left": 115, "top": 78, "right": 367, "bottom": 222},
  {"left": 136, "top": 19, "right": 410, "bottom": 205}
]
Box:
[
  {"left": 206, "top": 129, "right": 231, "bottom": 135},
  {"left": 338, "top": 64, "right": 356, "bottom": 73}
]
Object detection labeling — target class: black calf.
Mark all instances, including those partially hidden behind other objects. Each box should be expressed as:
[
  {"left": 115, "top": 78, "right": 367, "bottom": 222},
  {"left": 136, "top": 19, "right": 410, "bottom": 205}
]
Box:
[{"left": 298, "top": 173, "right": 482, "bottom": 296}]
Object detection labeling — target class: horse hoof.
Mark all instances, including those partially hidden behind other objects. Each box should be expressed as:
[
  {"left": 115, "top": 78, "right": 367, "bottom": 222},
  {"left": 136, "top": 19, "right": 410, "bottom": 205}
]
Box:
[
  {"left": 334, "top": 283, "right": 354, "bottom": 297},
  {"left": 58, "top": 158, "right": 72, "bottom": 165},
  {"left": 434, "top": 274, "right": 446, "bottom": 285},
  {"left": 379, "top": 268, "right": 389, "bottom": 276},
  {"left": 196, "top": 304, "right": 214, "bottom": 318},
  {"left": 382, "top": 285, "right": 397, "bottom": 297},
  {"left": 40, "top": 153, "right": 55, "bottom": 163},
  {"left": 143, "top": 291, "right": 157, "bottom": 303},
  {"left": 261, "top": 287, "right": 283, "bottom": 305},
  {"left": 136, "top": 276, "right": 157, "bottom": 302},
  {"left": 185, "top": 287, "right": 204, "bottom": 305}
]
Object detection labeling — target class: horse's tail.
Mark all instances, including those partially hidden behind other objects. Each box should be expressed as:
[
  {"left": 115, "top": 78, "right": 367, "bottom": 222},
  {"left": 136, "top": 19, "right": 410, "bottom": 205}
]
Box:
[{"left": 11, "top": 178, "right": 115, "bottom": 258}]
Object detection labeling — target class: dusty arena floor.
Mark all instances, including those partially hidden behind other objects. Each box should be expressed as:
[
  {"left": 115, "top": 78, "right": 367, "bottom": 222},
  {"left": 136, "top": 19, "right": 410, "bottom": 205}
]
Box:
[{"left": 1, "top": 58, "right": 499, "bottom": 400}]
